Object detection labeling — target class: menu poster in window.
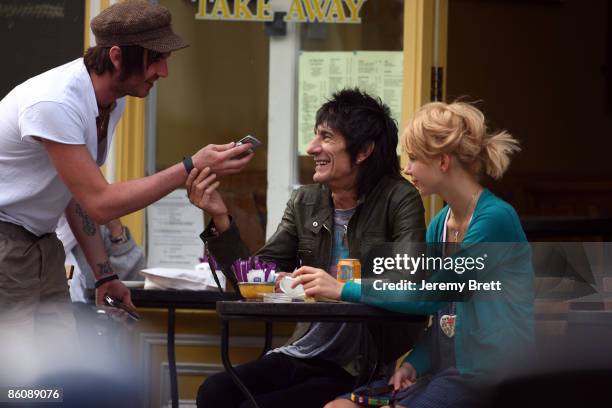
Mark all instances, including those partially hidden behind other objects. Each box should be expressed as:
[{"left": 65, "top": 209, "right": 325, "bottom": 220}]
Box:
[
  {"left": 146, "top": 189, "right": 204, "bottom": 269},
  {"left": 297, "top": 51, "right": 403, "bottom": 155}
]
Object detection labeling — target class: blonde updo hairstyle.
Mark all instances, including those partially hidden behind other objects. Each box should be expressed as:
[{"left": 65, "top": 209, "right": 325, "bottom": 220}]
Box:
[{"left": 403, "top": 101, "right": 520, "bottom": 179}]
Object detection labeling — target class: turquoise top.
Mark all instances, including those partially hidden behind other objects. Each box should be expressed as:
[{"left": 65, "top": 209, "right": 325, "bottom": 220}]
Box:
[{"left": 342, "top": 189, "right": 535, "bottom": 376}]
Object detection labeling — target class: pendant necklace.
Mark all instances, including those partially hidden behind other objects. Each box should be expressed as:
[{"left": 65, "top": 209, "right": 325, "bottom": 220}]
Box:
[
  {"left": 441, "top": 188, "right": 481, "bottom": 338},
  {"left": 440, "top": 303, "right": 457, "bottom": 338},
  {"left": 97, "top": 110, "right": 109, "bottom": 135},
  {"left": 448, "top": 187, "right": 481, "bottom": 243},
  {"left": 97, "top": 103, "right": 114, "bottom": 137}
]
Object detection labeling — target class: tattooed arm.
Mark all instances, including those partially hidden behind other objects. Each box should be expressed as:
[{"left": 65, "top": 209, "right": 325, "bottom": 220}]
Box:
[
  {"left": 66, "top": 199, "right": 111, "bottom": 279},
  {"left": 65, "top": 198, "right": 134, "bottom": 307},
  {"left": 42, "top": 140, "right": 252, "bottom": 225}
]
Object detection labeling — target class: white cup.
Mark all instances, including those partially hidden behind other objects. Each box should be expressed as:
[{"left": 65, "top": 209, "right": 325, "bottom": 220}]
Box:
[{"left": 279, "top": 276, "right": 305, "bottom": 298}]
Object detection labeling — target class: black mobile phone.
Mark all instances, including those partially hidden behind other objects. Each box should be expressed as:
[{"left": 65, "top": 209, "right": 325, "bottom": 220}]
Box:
[
  {"left": 104, "top": 295, "right": 141, "bottom": 321},
  {"left": 233, "top": 135, "right": 261, "bottom": 159}
]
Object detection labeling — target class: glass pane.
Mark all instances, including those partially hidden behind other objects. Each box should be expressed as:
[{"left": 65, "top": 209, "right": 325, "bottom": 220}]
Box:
[
  {"left": 156, "top": 1, "right": 269, "bottom": 252},
  {"left": 297, "top": 0, "right": 404, "bottom": 185},
  {"left": 0, "top": 0, "right": 84, "bottom": 98}
]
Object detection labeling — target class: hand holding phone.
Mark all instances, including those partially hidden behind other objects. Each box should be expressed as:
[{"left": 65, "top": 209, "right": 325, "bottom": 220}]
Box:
[
  {"left": 104, "top": 295, "right": 141, "bottom": 321},
  {"left": 233, "top": 135, "right": 261, "bottom": 159}
]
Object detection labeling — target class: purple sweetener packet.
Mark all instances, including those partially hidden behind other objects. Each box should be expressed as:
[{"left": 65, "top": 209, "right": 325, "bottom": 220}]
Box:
[
  {"left": 264, "top": 261, "right": 276, "bottom": 282},
  {"left": 232, "top": 260, "right": 242, "bottom": 282},
  {"left": 241, "top": 261, "right": 247, "bottom": 282}
]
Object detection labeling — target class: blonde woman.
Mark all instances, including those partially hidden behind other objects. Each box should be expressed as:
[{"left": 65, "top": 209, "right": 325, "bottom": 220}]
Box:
[{"left": 295, "top": 101, "right": 534, "bottom": 408}]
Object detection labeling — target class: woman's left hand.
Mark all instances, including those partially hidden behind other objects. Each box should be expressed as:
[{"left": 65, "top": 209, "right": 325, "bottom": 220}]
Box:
[{"left": 292, "top": 266, "right": 344, "bottom": 300}]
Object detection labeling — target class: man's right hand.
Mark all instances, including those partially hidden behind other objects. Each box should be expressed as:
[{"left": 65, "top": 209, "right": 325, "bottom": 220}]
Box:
[
  {"left": 95, "top": 278, "right": 135, "bottom": 309},
  {"left": 186, "top": 167, "right": 231, "bottom": 233},
  {"left": 186, "top": 167, "right": 227, "bottom": 215},
  {"left": 191, "top": 142, "right": 253, "bottom": 176}
]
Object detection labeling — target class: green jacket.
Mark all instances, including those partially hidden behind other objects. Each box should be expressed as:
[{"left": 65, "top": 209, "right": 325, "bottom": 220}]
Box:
[
  {"left": 200, "top": 175, "right": 427, "bottom": 373},
  {"left": 201, "top": 174, "right": 425, "bottom": 275}
]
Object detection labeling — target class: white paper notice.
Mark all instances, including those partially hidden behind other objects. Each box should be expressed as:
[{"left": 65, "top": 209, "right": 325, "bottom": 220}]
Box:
[
  {"left": 298, "top": 51, "right": 404, "bottom": 155},
  {"left": 146, "top": 189, "right": 204, "bottom": 269}
]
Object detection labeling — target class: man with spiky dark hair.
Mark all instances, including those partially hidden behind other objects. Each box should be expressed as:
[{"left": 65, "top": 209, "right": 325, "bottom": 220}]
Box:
[{"left": 189, "top": 88, "right": 426, "bottom": 408}]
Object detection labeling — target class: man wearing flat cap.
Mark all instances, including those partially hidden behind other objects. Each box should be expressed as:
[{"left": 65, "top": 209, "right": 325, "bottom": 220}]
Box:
[{"left": 0, "top": 0, "right": 253, "bottom": 382}]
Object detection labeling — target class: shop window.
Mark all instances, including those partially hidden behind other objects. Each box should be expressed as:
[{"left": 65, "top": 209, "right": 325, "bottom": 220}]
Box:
[
  {"left": 0, "top": 0, "right": 84, "bottom": 98},
  {"left": 155, "top": 1, "right": 270, "bottom": 253},
  {"left": 297, "top": 0, "right": 404, "bottom": 185}
]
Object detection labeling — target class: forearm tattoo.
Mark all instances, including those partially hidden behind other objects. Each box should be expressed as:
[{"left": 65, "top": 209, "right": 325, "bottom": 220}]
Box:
[
  {"left": 75, "top": 204, "right": 96, "bottom": 236},
  {"left": 96, "top": 260, "right": 114, "bottom": 277}
]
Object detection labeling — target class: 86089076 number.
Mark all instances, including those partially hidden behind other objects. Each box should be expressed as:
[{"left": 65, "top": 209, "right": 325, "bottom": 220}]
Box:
[{"left": 1, "top": 388, "right": 62, "bottom": 402}]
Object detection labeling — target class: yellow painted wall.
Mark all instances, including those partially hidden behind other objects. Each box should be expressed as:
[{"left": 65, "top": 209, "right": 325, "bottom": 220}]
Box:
[
  {"left": 401, "top": 0, "right": 447, "bottom": 222},
  {"left": 84, "top": 0, "right": 147, "bottom": 244},
  {"left": 114, "top": 97, "right": 146, "bottom": 245}
]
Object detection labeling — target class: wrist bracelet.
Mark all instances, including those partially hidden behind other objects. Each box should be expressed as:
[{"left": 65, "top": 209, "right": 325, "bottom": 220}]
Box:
[
  {"left": 95, "top": 274, "right": 119, "bottom": 289},
  {"left": 182, "top": 156, "right": 194, "bottom": 174}
]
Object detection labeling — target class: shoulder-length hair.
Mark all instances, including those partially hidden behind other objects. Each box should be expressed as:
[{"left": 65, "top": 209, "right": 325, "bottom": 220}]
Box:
[
  {"left": 315, "top": 88, "right": 400, "bottom": 197},
  {"left": 83, "top": 45, "right": 164, "bottom": 80}
]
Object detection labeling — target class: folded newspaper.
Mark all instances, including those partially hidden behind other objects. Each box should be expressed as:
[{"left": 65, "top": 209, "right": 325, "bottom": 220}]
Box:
[{"left": 140, "top": 263, "right": 226, "bottom": 291}]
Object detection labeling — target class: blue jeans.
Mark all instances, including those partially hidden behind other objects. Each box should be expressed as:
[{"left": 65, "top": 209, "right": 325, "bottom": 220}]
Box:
[{"left": 338, "top": 368, "right": 485, "bottom": 408}]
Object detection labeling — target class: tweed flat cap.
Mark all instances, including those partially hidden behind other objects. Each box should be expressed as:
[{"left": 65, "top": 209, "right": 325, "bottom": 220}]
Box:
[{"left": 91, "top": 0, "right": 188, "bottom": 53}]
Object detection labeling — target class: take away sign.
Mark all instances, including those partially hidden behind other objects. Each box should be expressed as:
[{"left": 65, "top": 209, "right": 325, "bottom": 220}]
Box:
[{"left": 196, "top": 0, "right": 367, "bottom": 24}]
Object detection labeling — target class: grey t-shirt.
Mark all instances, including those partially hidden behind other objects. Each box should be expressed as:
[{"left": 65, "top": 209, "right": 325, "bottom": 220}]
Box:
[{"left": 274, "top": 207, "right": 362, "bottom": 368}]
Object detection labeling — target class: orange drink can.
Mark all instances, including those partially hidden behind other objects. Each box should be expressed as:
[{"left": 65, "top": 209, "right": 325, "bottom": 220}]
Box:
[{"left": 337, "top": 259, "right": 361, "bottom": 283}]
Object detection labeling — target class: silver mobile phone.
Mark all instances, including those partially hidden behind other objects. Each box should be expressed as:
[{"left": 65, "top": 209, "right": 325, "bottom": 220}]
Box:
[
  {"left": 104, "top": 295, "right": 141, "bottom": 321},
  {"left": 234, "top": 135, "right": 261, "bottom": 159}
]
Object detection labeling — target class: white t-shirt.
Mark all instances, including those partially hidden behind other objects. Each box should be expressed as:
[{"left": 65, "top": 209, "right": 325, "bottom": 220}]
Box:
[{"left": 0, "top": 58, "right": 125, "bottom": 236}]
